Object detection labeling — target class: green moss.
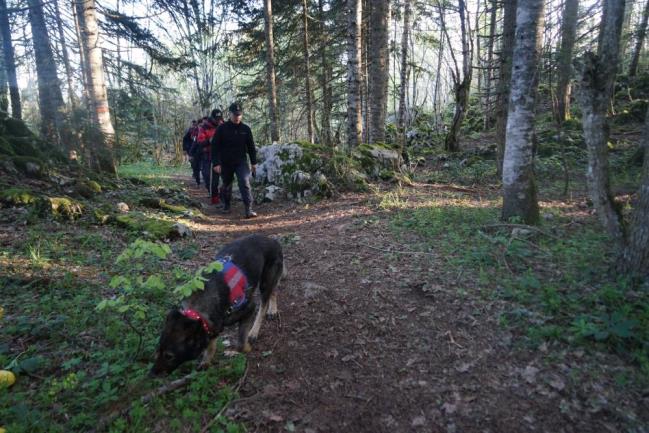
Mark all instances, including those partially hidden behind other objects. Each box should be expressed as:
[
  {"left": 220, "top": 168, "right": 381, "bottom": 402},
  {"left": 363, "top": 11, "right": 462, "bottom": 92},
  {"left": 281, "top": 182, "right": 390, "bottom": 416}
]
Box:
[
  {"left": 114, "top": 212, "right": 177, "bottom": 239},
  {"left": 0, "top": 137, "right": 15, "bottom": 156},
  {"left": 4, "top": 118, "right": 33, "bottom": 137},
  {"left": 0, "top": 187, "right": 39, "bottom": 206},
  {"left": 41, "top": 197, "right": 84, "bottom": 220},
  {"left": 86, "top": 180, "right": 102, "bottom": 193},
  {"left": 93, "top": 208, "right": 112, "bottom": 225},
  {"left": 75, "top": 180, "right": 103, "bottom": 198},
  {"left": 139, "top": 197, "right": 187, "bottom": 213},
  {"left": 11, "top": 156, "right": 46, "bottom": 177},
  {"left": 7, "top": 137, "right": 40, "bottom": 157}
]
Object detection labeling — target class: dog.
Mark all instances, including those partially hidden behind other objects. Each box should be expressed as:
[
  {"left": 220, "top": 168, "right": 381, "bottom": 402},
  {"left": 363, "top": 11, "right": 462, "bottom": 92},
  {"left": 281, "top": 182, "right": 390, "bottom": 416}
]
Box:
[{"left": 151, "top": 234, "right": 286, "bottom": 376}]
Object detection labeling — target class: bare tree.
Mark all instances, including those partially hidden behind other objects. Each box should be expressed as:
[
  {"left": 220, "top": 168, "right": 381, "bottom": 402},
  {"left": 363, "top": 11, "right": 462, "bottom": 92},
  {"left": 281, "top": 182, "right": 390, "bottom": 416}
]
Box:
[
  {"left": 52, "top": 0, "right": 77, "bottom": 108},
  {"left": 318, "top": 0, "right": 332, "bottom": 146},
  {"left": 302, "top": 0, "right": 315, "bottom": 144},
  {"left": 501, "top": 0, "right": 545, "bottom": 224},
  {"left": 556, "top": 0, "right": 580, "bottom": 123},
  {"left": 495, "top": 0, "right": 517, "bottom": 175},
  {"left": 77, "top": 0, "right": 116, "bottom": 174},
  {"left": 629, "top": 0, "right": 649, "bottom": 77},
  {"left": 347, "top": 0, "right": 363, "bottom": 148},
  {"left": 398, "top": 0, "right": 412, "bottom": 157},
  {"left": 443, "top": 0, "right": 472, "bottom": 152},
  {"left": 28, "top": 0, "right": 67, "bottom": 146},
  {"left": 368, "top": 0, "right": 389, "bottom": 144},
  {"left": 1, "top": 0, "right": 21, "bottom": 118},
  {"left": 264, "top": 0, "right": 280, "bottom": 142}
]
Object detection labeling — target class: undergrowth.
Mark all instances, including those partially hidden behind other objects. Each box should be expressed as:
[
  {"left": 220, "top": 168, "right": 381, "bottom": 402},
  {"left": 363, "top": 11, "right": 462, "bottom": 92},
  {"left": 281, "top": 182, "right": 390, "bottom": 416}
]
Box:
[{"left": 385, "top": 193, "right": 649, "bottom": 381}]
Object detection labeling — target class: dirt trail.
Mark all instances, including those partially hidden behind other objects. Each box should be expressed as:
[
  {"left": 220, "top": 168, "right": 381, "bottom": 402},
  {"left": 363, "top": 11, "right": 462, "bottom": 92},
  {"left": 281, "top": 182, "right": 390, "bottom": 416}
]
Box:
[{"left": 184, "top": 179, "right": 643, "bottom": 433}]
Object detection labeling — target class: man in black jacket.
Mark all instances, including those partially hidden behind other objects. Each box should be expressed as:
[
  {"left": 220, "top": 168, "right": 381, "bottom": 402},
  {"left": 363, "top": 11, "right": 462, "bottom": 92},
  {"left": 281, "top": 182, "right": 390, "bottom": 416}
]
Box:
[{"left": 211, "top": 102, "right": 258, "bottom": 218}]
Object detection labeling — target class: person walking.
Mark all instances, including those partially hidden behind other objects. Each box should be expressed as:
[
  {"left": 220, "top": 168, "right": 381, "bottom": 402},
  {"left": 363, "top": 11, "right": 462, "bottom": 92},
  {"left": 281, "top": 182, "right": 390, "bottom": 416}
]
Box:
[
  {"left": 198, "top": 110, "right": 224, "bottom": 204},
  {"left": 183, "top": 120, "right": 200, "bottom": 186},
  {"left": 212, "top": 102, "right": 258, "bottom": 218}
]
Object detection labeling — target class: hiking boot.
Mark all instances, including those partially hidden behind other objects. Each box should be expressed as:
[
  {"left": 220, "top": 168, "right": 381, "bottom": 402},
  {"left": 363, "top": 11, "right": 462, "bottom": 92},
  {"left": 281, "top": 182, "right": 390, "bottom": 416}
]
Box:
[
  {"left": 222, "top": 203, "right": 231, "bottom": 214},
  {"left": 211, "top": 196, "right": 220, "bottom": 205},
  {"left": 245, "top": 206, "right": 257, "bottom": 219}
]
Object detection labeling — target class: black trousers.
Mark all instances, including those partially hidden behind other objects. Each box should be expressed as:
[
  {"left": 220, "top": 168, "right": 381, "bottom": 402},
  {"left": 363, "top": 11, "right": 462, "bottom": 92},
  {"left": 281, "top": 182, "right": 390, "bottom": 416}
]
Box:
[{"left": 221, "top": 161, "right": 252, "bottom": 206}]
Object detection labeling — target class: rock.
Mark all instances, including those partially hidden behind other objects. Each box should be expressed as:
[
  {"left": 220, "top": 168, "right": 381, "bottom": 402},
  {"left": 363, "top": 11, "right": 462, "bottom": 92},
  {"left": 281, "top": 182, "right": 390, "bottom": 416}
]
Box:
[
  {"left": 263, "top": 185, "right": 284, "bottom": 202},
  {"left": 170, "top": 222, "right": 192, "bottom": 238},
  {"left": 0, "top": 188, "right": 38, "bottom": 207},
  {"left": 512, "top": 227, "right": 533, "bottom": 238},
  {"left": 116, "top": 202, "right": 130, "bottom": 213},
  {"left": 41, "top": 197, "right": 84, "bottom": 220},
  {"left": 114, "top": 212, "right": 178, "bottom": 240},
  {"left": 411, "top": 416, "right": 426, "bottom": 427},
  {"left": 542, "top": 212, "right": 555, "bottom": 220}
]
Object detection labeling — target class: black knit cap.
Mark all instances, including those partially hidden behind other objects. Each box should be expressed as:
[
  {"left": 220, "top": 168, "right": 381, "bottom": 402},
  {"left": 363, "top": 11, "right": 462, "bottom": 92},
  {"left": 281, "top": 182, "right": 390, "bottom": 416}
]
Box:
[
  {"left": 229, "top": 102, "right": 243, "bottom": 115},
  {"left": 211, "top": 108, "right": 222, "bottom": 119}
]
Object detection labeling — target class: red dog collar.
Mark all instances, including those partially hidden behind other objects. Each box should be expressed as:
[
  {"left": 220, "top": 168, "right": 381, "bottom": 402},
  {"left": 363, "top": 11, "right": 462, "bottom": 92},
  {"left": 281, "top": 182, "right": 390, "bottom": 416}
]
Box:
[{"left": 180, "top": 309, "right": 213, "bottom": 335}]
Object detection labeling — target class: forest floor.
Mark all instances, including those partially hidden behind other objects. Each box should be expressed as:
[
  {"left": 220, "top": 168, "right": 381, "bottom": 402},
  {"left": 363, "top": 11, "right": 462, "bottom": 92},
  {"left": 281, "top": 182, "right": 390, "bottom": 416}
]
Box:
[
  {"left": 181, "top": 166, "right": 649, "bottom": 433},
  {"left": 1, "top": 151, "right": 648, "bottom": 433}
]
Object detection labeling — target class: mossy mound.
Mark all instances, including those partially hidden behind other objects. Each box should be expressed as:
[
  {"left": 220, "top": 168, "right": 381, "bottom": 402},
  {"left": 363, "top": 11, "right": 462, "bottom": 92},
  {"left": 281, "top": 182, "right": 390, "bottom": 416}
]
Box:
[
  {"left": 139, "top": 197, "right": 188, "bottom": 213},
  {"left": 354, "top": 143, "right": 402, "bottom": 179},
  {"left": 114, "top": 212, "right": 178, "bottom": 240},
  {"left": 75, "top": 179, "right": 103, "bottom": 198},
  {"left": 37, "top": 197, "right": 84, "bottom": 220},
  {"left": 11, "top": 156, "right": 47, "bottom": 178},
  {"left": 0, "top": 187, "right": 39, "bottom": 206}
]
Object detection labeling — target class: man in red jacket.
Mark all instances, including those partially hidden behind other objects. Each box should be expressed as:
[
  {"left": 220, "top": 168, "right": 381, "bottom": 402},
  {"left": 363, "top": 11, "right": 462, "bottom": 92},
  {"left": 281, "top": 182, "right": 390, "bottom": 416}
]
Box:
[{"left": 197, "top": 109, "right": 224, "bottom": 204}]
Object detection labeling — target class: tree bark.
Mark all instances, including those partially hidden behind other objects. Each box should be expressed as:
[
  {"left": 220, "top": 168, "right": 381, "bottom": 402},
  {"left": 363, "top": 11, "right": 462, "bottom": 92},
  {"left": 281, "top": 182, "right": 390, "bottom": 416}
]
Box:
[
  {"left": 318, "top": 0, "right": 332, "bottom": 146},
  {"left": 501, "top": 0, "right": 544, "bottom": 224},
  {"left": 495, "top": 0, "right": 517, "bottom": 175},
  {"left": 302, "top": 0, "right": 315, "bottom": 144},
  {"left": 629, "top": 0, "right": 649, "bottom": 77},
  {"left": 398, "top": 0, "right": 412, "bottom": 157},
  {"left": 53, "top": 0, "right": 77, "bottom": 109},
  {"left": 483, "top": 0, "right": 497, "bottom": 129},
  {"left": 368, "top": 0, "right": 390, "bottom": 144},
  {"left": 77, "top": 0, "right": 116, "bottom": 174},
  {"left": 346, "top": 0, "right": 363, "bottom": 148},
  {"left": 620, "top": 106, "right": 649, "bottom": 276},
  {"left": 263, "top": 0, "right": 280, "bottom": 142},
  {"left": 28, "top": 0, "right": 67, "bottom": 147},
  {"left": 0, "top": 29, "right": 6, "bottom": 113},
  {"left": 556, "top": 0, "right": 579, "bottom": 124},
  {"left": 444, "top": 0, "right": 472, "bottom": 152},
  {"left": 0, "top": 0, "right": 21, "bottom": 118},
  {"left": 578, "top": 0, "right": 626, "bottom": 249}
]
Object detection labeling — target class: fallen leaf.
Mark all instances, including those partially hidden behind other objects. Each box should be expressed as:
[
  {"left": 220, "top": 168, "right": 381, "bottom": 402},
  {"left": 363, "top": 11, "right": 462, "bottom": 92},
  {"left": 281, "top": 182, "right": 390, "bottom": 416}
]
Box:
[
  {"left": 411, "top": 416, "right": 426, "bottom": 427},
  {"left": 522, "top": 365, "right": 539, "bottom": 384}
]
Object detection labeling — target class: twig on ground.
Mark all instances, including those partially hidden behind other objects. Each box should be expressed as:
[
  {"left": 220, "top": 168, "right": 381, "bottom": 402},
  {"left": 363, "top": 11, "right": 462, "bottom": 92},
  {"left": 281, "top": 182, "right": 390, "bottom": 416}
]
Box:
[
  {"left": 95, "top": 371, "right": 198, "bottom": 432},
  {"left": 200, "top": 365, "right": 249, "bottom": 433}
]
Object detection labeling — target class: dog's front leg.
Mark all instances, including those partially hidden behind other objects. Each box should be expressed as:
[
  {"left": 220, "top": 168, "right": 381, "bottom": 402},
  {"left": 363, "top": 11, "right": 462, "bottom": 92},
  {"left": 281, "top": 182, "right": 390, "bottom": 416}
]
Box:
[
  {"left": 199, "top": 338, "right": 218, "bottom": 369},
  {"left": 237, "top": 310, "right": 256, "bottom": 353}
]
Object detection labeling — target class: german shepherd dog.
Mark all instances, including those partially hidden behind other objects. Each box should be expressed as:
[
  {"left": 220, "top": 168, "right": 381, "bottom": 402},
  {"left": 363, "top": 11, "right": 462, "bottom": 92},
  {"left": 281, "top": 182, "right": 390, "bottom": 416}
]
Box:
[{"left": 151, "top": 234, "right": 286, "bottom": 376}]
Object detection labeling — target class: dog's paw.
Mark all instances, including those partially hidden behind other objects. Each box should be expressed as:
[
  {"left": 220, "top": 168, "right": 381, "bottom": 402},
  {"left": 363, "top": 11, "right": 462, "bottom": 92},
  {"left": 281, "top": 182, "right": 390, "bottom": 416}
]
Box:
[
  {"left": 266, "top": 311, "right": 280, "bottom": 320},
  {"left": 240, "top": 342, "right": 252, "bottom": 353},
  {"left": 247, "top": 332, "right": 258, "bottom": 343}
]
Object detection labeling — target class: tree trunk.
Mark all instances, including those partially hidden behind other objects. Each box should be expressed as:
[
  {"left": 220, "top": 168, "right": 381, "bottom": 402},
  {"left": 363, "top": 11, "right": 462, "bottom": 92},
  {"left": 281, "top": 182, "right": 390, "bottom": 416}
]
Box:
[
  {"left": 0, "top": 30, "right": 6, "bottom": 112},
  {"left": 368, "top": 0, "right": 389, "bottom": 144},
  {"left": 483, "top": 0, "right": 497, "bottom": 129},
  {"left": 556, "top": 0, "right": 579, "bottom": 123},
  {"left": 346, "top": 0, "right": 363, "bottom": 148},
  {"left": 578, "top": 0, "right": 626, "bottom": 249},
  {"left": 53, "top": 0, "right": 77, "bottom": 108},
  {"left": 302, "top": 0, "right": 315, "bottom": 144},
  {"left": 495, "top": 0, "right": 517, "bottom": 175},
  {"left": 0, "top": 0, "right": 21, "bottom": 118},
  {"left": 263, "top": 0, "right": 280, "bottom": 142},
  {"left": 501, "top": 0, "right": 544, "bottom": 224},
  {"left": 77, "top": 0, "right": 116, "bottom": 174},
  {"left": 318, "top": 0, "right": 332, "bottom": 146},
  {"left": 620, "top": 106, "right": 649, "bottom": 276},
  {"left": 398, "top": 0, "right": 412, "bottom": 157},
  {"left": 629, "top": 0, "right": 649, "bottom": 77},
  {"left": 28, "top": 0, "right": 67, "bottom": 147},
  {"left": 444, "top": 0, "right": 472, "bottom": 152}
]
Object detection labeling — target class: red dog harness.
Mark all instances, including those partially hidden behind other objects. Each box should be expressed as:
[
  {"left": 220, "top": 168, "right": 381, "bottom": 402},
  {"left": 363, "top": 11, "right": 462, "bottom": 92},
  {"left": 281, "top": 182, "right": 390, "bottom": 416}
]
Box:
[{"left": 180, "top": 259, "right": 249, "bottom": 335}]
